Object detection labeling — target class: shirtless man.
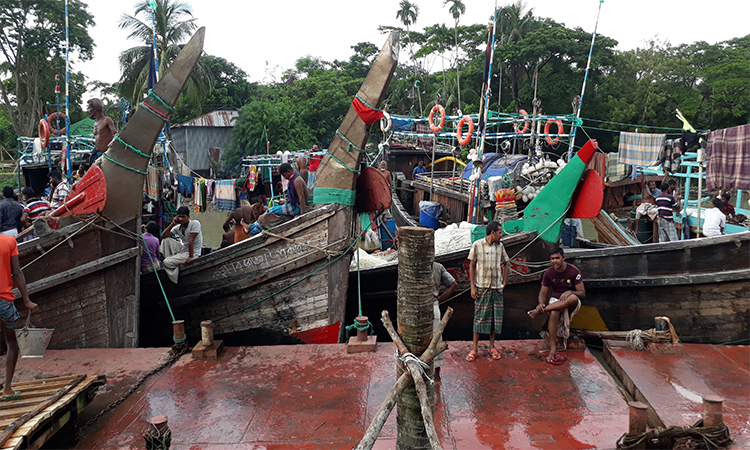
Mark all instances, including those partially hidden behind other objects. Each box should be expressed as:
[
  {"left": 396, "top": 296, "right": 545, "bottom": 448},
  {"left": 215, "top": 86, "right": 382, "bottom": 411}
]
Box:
[
  {"left": 222, "top": 201, "right": 265, "bottom": 245},
  {"left": 87, "top": 98, "right": 117, "bottom": 164}
]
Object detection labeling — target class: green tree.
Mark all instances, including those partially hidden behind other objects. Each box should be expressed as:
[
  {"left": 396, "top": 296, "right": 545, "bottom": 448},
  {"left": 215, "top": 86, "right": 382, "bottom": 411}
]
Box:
[
  {"left": 445, "top": 0, "right": 465, "bottom": 109},
  {"left": 494, "top": 1, "right": 535, "bottom": 112},
  {"left": 0, "top": 0, "right": 94, "bottom": 136},
  {"left": 118, "top": 0, "right": 210, "bottom": 110}
]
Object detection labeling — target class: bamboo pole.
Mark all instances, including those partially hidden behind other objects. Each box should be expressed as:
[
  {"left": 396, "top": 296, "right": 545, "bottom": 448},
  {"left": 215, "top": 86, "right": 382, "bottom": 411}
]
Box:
[{"left": 353, "top": 308, "right": 452, "bottom": 450}]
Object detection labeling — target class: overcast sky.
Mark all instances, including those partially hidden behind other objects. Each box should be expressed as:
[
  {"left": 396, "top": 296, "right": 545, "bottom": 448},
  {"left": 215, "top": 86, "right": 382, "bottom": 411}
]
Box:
[{"left": 77, "top": 0, "right": 748, "bottom": 99}]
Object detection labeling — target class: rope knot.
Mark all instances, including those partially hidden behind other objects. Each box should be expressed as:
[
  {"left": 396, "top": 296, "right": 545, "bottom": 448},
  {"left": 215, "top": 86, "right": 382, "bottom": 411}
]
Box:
[{"left": 395, "top": 351, "right": 434, "bottom": 385}]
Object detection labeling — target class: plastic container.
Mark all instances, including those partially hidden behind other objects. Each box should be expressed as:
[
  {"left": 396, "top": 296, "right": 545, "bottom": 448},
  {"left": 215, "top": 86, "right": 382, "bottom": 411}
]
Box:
[
  {"left": 15, "top": 314, "right": 54, "bottom": 358},
  {"left": 379, "top": 217, "right": 397, "bottom": 250},
  {"left": 471, "top": 225, "right": 486, "bottom": 243},
  {"left": 419, "top": 201, "right": 442, "bottom": 229}
]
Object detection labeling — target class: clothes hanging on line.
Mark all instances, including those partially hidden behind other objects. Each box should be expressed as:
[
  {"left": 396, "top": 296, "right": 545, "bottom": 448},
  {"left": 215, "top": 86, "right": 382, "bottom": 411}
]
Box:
[
  {"left": 194, "top": 178, "right": 207, "bottom": 213},
  {"left": 176, "top": 174, "right": 194, "bottom": 197},
  {"left": 245, "top": 166, "right": 257, "bottom": 191},
  {"left": 213, "top": 179, "right": 237, "bottom": 212},
  {"left": 145, "top": 166, "right": 160, "bottom": 200},
  {"left": 706, "top": 124, "right": 750, "bottom": 191},
  {"left": 605, "top": 152, "right": 628, "bottom": 182},
  {"left": 661, "top": 139, "right": 682, "bottom": 173},
  {"left": 617, "top": 132, "right": 666, "bottom": 167}
]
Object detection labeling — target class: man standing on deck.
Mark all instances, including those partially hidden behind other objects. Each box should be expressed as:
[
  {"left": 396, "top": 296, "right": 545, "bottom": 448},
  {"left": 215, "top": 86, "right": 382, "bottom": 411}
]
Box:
[
  {"left": 655, "top": 182, "right": 680, "bottom": 242},
  {"left": 432, "top": 262, "right": 457, "bottom": 381},
  {"left": 160, "top": 206, "right": 202, "bottom": 283},
  {"left": 243, "top": 163, "right": 307, "bottom": 235},
  {"left": 87, "top": 98, "right": 117, "bottom": 164},
  {"left": 467, "top": 221, "right": 509, "bottom": 362},
  {"left": 0, "top": 187, "right": 22, "bottom": 237},
  {"left": 412, "top": 160, "right": 426, "bottom": 179},
  {"left": 48, "top": 170, "right": 69, "bottom": 209},
  {"left": 0, "top": 234, "right": 38, "bottom": 401},
  {"left": 529, "top": 247, "right": 585, "bottom": 365}
]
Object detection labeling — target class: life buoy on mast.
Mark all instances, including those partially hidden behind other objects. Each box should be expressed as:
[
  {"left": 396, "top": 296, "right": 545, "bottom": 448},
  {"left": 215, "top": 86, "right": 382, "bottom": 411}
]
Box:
[
  {"left": 544, "top": 119, "right": 563, "bottom": 145},
  {"left": 47, "top": 112, "right": 66, "bottom": 135},
  {"left": 456, "top": 116, "right": 474, "bottom": 146},
  {"left": 513, "top": 109, "right": 529, "bottom": 134},
  {"left": 38, "top": 119, "right": 50, "bottom": 147},
  {"left": 380, "top": 111, "right": 391, "bottom": 133},
  {"left": 428, "top": 104, "right": 445, "bottom": 133}
]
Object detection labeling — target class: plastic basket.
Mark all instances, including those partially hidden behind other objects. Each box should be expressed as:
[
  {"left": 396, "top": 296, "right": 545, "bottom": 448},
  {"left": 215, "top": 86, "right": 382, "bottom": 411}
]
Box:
[{"left": 15, "top": 313, "right": 54, "bottom": 358}]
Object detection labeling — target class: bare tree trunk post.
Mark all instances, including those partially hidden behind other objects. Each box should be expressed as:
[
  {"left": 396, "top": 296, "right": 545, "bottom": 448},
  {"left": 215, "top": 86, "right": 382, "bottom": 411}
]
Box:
[{"left": 396, "top": 226, "right": 435, "bottom": 450}]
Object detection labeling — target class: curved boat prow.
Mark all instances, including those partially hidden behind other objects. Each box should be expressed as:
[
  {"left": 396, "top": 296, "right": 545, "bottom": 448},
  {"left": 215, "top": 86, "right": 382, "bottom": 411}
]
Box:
[{"left": 94, "top": 27, "right": 206, "bottom": 225}]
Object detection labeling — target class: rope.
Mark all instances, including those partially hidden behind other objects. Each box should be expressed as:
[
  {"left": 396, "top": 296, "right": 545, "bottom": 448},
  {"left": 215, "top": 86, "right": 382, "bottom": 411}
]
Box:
[
  {"left": 144, "top": 423, "right": 172, "bottom": 450},
  {"left": 396, "top": 352, "right": 434, "bottom": 385},
  {"left": 147, "top": 89, "right": 175, "bottom": 112},
  {"left": 325, "top": 150, "right": 360, "bottom": 173},
  {"left": 345, "top": 244, "right": 373, "bottom": 339},
  {"left": 103, "top": 153, "right": 149, "bottom": 175},
  {"left": 617, "top": 420, "right": 731, "bottom": 449},
  {"left": 141, "top": 233, "right": 176, "bottom": 324},
  {"left": 335, "top": 129, "right": 363, "bottom": 153},
  {"left": 355, "top": 93, "right": 382, "bottom": 112},
  {"left": 140, "top": 101, "right": 170, "bottom": 121},
  {"left": 21, "top": 216, "right": 98, "bottom": 270},
  {"left": 114, "top": 136, "right": 152, "bottom": 159}
]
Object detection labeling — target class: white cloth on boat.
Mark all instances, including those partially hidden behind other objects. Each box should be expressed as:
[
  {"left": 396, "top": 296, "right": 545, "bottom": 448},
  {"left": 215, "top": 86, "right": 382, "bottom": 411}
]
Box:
[
  {"left": 548, "top": 296, "right": 581, "bottom": 340},
  {"left": 635, "top": 202, "right": 659, "bottom": 221},
  {"left": 161, "top": 238, "right": 188, "bottom": 284}
]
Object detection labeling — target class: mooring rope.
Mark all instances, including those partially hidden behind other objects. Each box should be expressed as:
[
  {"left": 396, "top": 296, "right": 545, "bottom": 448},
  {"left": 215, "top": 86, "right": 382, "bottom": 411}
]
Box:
[
  {"left": 396, "top": 351, "right": 434, "bottom": 385},
  {"left": 617, "top": 420, "right": 731, "bottom": 449}
]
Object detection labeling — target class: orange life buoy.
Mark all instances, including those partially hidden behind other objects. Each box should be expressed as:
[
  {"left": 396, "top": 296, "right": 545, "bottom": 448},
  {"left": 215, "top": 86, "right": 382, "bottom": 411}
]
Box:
[
  {"left": 456, "top": 116, "right": 474, "bottom": 146},
  {"left": 513, "top": 109, "right": 529, "bottom": 134},
  {"left": 428, "top": 104, "right": 445, "bottom": 133},
  {"left": 544, "top": 119, "right": 563, "bottom": 145},
  {"left": 47, "top": 112, "right": 66, "bottom": 135},
  {"left": 38, "top": 119, "right": 50, "bottom": 147}
]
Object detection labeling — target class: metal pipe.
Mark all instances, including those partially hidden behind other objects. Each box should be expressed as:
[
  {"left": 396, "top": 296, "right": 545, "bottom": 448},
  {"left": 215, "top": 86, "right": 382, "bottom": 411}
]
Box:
[{"left": 64, "top": 0, "right": 71, "bottom": 179}]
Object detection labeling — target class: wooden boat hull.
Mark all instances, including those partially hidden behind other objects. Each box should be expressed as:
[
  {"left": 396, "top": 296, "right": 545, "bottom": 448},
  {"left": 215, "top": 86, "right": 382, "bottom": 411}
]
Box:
[
  {"left": 352, "top": 230, "right": 750, "bottom": 344},
  {"left": 140, "top": 204, "right": 354, "bottom": 345}
]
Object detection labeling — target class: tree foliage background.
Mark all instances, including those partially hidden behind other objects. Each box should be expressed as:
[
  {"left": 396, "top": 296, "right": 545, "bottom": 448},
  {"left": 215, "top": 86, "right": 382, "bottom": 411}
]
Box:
[{"left": 0, "top": 1, "right": 747, "bottom": 173}]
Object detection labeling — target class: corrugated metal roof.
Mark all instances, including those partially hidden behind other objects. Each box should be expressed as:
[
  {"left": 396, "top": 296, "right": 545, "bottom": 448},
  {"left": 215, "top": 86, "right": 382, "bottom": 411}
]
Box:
[{"left": 173, "top": 109, "right": 238, "bottom": 128}]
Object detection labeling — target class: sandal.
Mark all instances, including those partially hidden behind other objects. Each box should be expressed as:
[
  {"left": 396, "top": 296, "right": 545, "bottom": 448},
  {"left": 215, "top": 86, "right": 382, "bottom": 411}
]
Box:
[
  {"left": 546, "top": 354, "right": 567, "bottom": 365},
  {"left": 489, "top": 348, "right": 501, "bottom": 360},
  {"left": 466, "top": 350, "right": 477, "bottom": 362},
  {"left": 0, "top": 390, "right": 20, "bottom": 402}
]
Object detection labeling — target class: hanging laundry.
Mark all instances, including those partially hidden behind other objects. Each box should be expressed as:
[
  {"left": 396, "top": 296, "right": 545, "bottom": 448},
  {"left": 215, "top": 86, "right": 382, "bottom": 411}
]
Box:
[
  {"left": 213, "top": 179, "right": 237, "bottom": 212},
  {"left": 706, "top": 124, "right": 750, "bottom": 191},
  {"left": 177, "top": 174, "right": 194, "bottom": 197},
  {"left": 586, "top": 152, "right": 606, "bottom": 185},
  {"left": 194, "top": 178, "right": 204, "bottom": 212},
  {"left": 145, "top": 166, "right": 160, "bottom": 200},
  {"left": 617, "top": 132, "right": 666, "bottom": 167},
  {"left": 605, "top": 152, "right": 628, "bottom": 182},
  {"left": 206, "top": 179, "right": 215, "bottom": 201},
  {"left": 245, "top": 166, "right": 257, "bottom": 191},
  {"left": 679, "top": 131, "right": 701, "bottom": 152},
  {"left": 661, "top": 139, "right": 682, "bottom": 173}
]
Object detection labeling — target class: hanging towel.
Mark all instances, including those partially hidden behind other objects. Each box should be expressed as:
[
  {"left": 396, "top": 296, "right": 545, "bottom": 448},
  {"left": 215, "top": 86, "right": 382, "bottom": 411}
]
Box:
[
  {"left": 194, "top": 178, "right": 204, "bottom": 212},
  {"left": 145, "top": 166, "right": 160, "bottom": 200},
  {"left": 213, "top": 179, "right": 237, "bottom": 212},
  {"left": 206, "top": 179, "right": 215, "bottom": 201},
  {"left": 617, "top": 132, "right": 666, "bottom": 166},
  {"left": 586, "top": 152, "right": 606, "bottom": 185},
  {"left": 177, "top": 174, "right": 193, "bottom": 196},
  {"left": 606, "top": 152, "right": 628, "bottom": 182},
  {"left": 706, "top": 124, "right": 750, "bottom": 191}
]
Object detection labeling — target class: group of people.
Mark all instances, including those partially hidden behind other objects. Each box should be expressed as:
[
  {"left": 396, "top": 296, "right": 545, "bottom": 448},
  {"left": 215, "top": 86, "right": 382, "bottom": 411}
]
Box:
[
  {"left": 0, "top": 170, "right": 72, "bottom": 239},
  {"left": 431, "top": 221, "right": 585, "bottom": 366},
  {"left": 703, "top": 192, "right": 743, "bottom": 238}
]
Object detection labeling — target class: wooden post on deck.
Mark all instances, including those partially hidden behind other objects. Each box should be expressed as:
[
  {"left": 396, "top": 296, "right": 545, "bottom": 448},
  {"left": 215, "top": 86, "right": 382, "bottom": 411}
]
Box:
[
  {"left": 396, "top": 226, "right": 435, "bottom": 450},
  {"left": 627, "top": 401, "right": 649, "bottom": 450},
  {"left": 702, "top": 395, "right": 724, "bottom": 427}
]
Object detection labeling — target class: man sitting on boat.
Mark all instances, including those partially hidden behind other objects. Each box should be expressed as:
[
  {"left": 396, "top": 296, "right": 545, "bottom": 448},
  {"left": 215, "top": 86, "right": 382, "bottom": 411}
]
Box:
[
  {"left": 47, "top": 170, "right": 70, "bottom": 210},
  {"left": 702, "top": 198, "right": 726, "bottom": 237},
  {"left": 243, "top": 163, "right": 307, "bottom": 236},
  {"left": 412, "top": 160, "right": 426, "bottom": 179},
  {"left": 160, "top": 206, "right": 203, "bottom": 283},
  {"left": 529, "top": 247, "right": 585, "bottom": 365},
  {"left": 655, "top": 182, "right": 680, "bottom": 242},
  {"left": 719, "top": 192, "right": 746, "bottom": 224},
  {"left": 141, "top": 221, "right": 161, "bottom": 271},
  {"left": 635, "top": 180, "right": 661, "bottom": 223},
  {"left": 223, "top": 201, "right": 266, "bottom": 246}
]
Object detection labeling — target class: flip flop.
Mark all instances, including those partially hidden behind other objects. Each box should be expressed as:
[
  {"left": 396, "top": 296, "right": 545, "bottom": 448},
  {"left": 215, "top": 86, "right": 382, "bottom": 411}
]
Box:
[
  {"left": 466, "top": 350, "right": 477, "bottom": 362},
  {"left": 489, "top": 348, "right": 501, "bottom": 360},
  {"left": 0, "top": 391, "right": 20, "bottom": 402},
  {"left": 546, "top": 354, "right": 567, "bottom": 365}
]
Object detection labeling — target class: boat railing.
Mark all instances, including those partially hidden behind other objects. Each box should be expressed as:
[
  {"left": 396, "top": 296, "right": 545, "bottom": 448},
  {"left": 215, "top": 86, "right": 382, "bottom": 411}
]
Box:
[{"left": 414, "top": 172, "right": 479, "bottom": 195}]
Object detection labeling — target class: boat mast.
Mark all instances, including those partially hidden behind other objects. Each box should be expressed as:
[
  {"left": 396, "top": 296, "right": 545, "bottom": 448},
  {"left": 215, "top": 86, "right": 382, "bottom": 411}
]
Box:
[
  {"left": 64, "top": 0, "right": 71, "bottom": 179},
  {"left": 567, "top": 0, "right": 604, "bottom": 159}
]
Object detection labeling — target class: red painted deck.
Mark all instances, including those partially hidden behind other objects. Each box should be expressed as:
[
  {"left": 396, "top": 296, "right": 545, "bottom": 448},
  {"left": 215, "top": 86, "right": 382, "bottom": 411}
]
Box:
[
  {"left": 605, "top": 341, "right": 750, "bottom": 449},
  {"left": 7, "top": 341, "right": 629, "bottom": 449}
]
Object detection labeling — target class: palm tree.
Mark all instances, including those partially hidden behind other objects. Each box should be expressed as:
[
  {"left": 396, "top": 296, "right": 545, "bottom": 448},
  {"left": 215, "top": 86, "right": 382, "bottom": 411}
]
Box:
[
  {"left": 118, "top": 0, "right": 210, "bottom": 111},
  {"left": 444, "top": 0, "right": 465, "bottom": 111},
  {"left": 495, "top": 1, "right": 535, "bottom": 112},
  {"left": 396, "top": 1, "right": 421, "bottom": 112}
]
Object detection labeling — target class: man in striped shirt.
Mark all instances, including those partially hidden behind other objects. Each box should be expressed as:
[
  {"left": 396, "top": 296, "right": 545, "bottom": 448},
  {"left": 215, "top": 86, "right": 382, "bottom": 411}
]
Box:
[
  {"left": 48, "top": 170, "right": 69, "bottom": 209},
  {"left": 20, "top": 187, "right": 50, "bottom": 228},
  {"left": 655, "top": 182, "right": 679, "bottom": 242}
]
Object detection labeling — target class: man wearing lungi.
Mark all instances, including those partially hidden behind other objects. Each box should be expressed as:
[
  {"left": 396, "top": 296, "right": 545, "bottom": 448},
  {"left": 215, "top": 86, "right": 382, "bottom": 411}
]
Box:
[
  {"left": 467, "top": 221, "right": 509, "bottom": 362},
  {"left": 529, "top": 247, "right": 586, "bottom": 365}
]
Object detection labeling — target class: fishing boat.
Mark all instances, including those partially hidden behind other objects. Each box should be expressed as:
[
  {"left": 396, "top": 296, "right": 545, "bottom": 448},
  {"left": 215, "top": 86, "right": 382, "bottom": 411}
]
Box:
[
  {"left": 139, "top": 32, "right": 400, "bottom": 345},
  {"left": 11, "top": 29, "right": 206, "bottom": 349}
]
